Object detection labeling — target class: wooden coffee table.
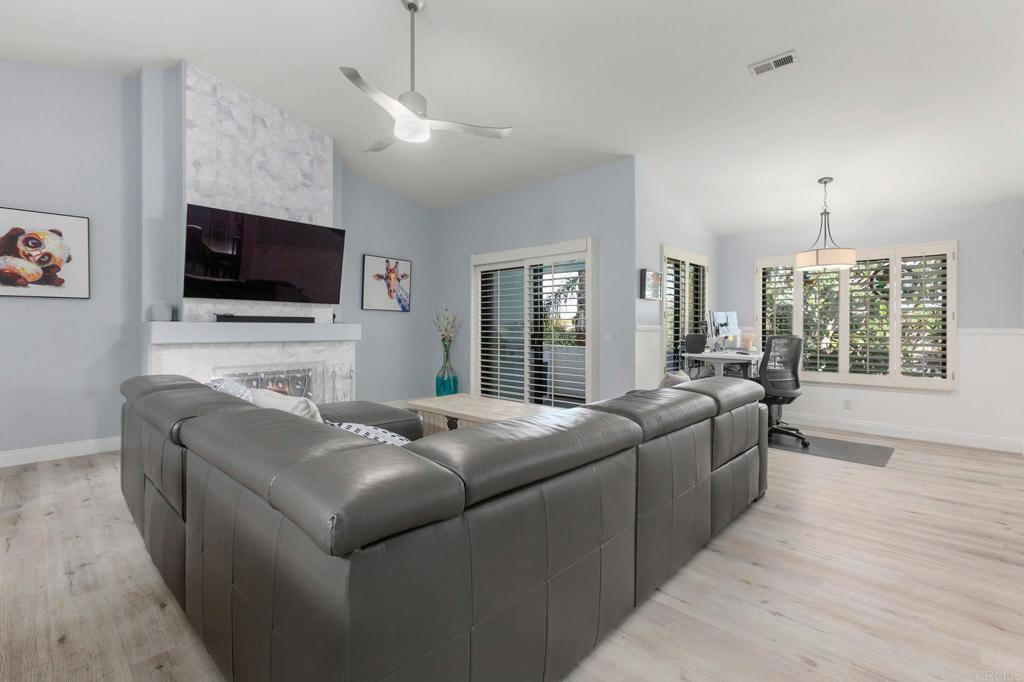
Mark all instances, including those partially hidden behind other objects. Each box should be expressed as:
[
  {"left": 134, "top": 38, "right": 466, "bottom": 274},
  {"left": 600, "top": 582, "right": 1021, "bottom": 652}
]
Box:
[{"left": 406, "top": 393, "right": 562, "bottom": 436}]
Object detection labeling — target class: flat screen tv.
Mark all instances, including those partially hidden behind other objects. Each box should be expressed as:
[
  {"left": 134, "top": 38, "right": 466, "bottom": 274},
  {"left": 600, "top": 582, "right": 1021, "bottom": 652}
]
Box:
[{"left": 183, "top": 204, "right": 345, "bottom": 304}]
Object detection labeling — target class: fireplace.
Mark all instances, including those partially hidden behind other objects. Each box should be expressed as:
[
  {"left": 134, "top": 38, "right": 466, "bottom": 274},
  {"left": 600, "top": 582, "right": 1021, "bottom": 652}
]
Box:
[{"left": 213, "top": 362, "right": 325, "bottom": 402}]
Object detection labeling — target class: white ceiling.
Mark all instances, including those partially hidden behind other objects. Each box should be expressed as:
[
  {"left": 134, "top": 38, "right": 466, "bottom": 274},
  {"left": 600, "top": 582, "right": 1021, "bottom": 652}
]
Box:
[{"left": 2, "top": 0, "right": 1023, "bottom": 232}]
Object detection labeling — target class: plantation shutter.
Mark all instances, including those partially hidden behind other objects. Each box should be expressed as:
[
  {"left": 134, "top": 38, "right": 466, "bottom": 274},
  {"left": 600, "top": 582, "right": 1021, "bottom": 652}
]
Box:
[
  {"left": 479, "top": 266, "right": 526, "bottom": 401},
  {"left": 664, "top": 257, "right": 685, "bottom": 371},
  {"left": 687, "top": 262, "right": 708, "bottom": 339},
  {"left": 802, "top": 269, "right": 840, "bottom": 372},
  {"left": 528, "top": 259, "right": 588, "bottom": 407},
  {"left": 760, "top": 265, "right": 794, "bottom": 342},
  {"left": 900, "top": 254, "right": 949, "bottom": 378},
  {"left": 663, "top": 251, "right": 708, "bottom": 372},
  {"left": 849, "top": 258, "right": 891, "bottom": 375}
]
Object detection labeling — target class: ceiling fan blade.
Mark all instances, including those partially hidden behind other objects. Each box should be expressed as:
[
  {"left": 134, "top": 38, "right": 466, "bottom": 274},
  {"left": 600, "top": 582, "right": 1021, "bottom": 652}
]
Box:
[
  {"left": 339, "top": 67, "right": 414, "bottom": 121},
  {"left": 427, "top": 118, "right": 512, "bottom": 139},
  {"left": 364, "top": 129, "right": 397, "bottom": 152}
]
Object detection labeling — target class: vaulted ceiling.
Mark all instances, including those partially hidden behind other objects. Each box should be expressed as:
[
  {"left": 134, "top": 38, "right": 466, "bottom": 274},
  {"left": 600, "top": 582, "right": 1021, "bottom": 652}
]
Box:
[{"left": 2, "top": 0, "right": 1022, "bottom": 231}]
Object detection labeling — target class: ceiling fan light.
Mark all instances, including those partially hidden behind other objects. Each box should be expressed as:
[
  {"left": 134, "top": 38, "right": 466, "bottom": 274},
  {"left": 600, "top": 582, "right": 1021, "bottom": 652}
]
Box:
[{"left": 394, "top": 117, "right": 431, "bottom": 143}]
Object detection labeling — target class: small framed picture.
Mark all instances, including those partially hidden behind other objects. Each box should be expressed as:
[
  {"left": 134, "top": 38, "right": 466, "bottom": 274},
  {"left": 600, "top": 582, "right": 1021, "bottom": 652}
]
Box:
[
  {"left": 640, "top": 268, "right": 662, "bottom": 300},
  {"left": 0, "top": 206, "right": 90, "bottom": 299},
  {"left": 362, "top": 254, "right": 412, "bottom": 312}
]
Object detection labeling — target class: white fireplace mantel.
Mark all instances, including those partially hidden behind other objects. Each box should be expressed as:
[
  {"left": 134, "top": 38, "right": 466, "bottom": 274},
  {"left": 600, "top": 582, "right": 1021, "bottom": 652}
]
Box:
[{"left": 144, "top": 321, "right": 362, "bottom": 345}]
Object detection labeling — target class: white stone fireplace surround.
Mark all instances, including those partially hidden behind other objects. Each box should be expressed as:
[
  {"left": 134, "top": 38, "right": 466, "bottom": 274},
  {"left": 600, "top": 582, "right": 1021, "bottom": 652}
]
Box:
[{"left": 144, "top": 322, "right": 361, "bottom": 403}]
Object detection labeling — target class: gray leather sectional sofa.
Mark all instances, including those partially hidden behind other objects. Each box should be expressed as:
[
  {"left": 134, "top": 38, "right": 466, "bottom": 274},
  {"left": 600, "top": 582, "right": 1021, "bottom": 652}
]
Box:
[{"left": 120, "top": 374, "right": 767, "bottom": 682}]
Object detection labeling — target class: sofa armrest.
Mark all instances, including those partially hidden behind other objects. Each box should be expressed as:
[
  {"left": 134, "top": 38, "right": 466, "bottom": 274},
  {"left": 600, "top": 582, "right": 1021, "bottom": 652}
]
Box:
[{"left": 318, "top": 400, "right": 424, "bottom": 440}]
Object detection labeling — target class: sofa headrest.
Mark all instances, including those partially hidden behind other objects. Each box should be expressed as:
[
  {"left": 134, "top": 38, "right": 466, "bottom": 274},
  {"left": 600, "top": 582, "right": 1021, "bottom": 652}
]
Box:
[
  {"left": 134, "top": 386, "right": 254, "bottom": 445},
  {"left": 583, "top": 388, "right": 717, "bottom": 440},
  {"left": 120, "top": 375, "right": 203, "bottom": 403},
  {"left": 405, "top": 407, "right": 642, "bottom": 507},
  {"left": 180, "top": 408, "right": 465, "bottom": 556},
  {"left": 669, "top": 377, "right": 765, "bottom": 414}
]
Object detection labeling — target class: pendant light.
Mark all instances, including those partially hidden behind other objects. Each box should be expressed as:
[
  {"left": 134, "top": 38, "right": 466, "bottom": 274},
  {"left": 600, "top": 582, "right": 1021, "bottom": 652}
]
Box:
[{"left": 794, "top": 177, "right": 856, "bottom": 271}]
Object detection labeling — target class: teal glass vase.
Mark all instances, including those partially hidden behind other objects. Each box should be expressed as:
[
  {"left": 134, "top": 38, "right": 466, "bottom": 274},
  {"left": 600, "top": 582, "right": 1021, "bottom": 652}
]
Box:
[{"left": 435, "top": 339, "right": 459, "bottom": 396}]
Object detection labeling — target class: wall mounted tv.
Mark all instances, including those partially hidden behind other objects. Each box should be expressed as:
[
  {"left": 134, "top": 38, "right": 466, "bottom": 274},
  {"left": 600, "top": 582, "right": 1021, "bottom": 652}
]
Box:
[{"left": 183, "top": 204, "right": 345, "bottom": 304}]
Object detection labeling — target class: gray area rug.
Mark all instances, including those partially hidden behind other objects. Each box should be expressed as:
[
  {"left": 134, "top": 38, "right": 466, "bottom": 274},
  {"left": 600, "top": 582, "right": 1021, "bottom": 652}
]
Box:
[{"left": 769, "top": 433, "right": 894, "bottom": 467}]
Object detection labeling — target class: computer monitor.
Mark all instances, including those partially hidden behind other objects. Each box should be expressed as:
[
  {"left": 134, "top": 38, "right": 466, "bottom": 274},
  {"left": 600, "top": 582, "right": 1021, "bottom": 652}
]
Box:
[{"left": 710, "top": 311, "right": 741, "bottom": 339}]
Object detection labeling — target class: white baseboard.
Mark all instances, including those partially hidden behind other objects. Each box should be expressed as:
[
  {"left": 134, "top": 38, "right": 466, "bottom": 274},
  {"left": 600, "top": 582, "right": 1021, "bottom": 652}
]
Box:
[
  {"left": 0, "top": 436, "right": 121, "bottom": 470},
  {"left": 786, "top": 413, "right": 1023, "bottom": 455}
]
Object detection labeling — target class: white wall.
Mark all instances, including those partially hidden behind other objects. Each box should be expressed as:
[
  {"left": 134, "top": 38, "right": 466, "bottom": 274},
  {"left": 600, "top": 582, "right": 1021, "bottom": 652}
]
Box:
[
  {"left": 435, "top": 158, "right": 638, "bottom": 400},
  {"left": 714, "top": 198, "right": 1024, "bottom": 453},
  {"left": 0, "top": 59, "right": 141, "bottom": 457}
]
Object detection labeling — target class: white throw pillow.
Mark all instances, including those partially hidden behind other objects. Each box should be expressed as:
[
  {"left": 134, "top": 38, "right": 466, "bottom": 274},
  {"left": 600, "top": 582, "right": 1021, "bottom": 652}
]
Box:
[
  {"left": 250, "top": 388, "right": 323, "bottom": 422},
  {"left": 658, "top": 370, "right": 691, "bottom": 388},
  {"left": 325, "top": 421, "right": 411, "bottom": 446}
]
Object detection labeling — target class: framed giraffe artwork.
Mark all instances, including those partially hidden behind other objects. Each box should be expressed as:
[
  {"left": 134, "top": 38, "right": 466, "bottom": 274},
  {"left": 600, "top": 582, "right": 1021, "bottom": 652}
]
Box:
[{"left": 361, "top": 254, "right": 412, "bottom": 312}]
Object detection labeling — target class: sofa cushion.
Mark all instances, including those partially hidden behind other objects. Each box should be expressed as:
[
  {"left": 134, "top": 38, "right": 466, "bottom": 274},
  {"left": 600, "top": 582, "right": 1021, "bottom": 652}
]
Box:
[
  {"left": 121, "top": 374, "right": 203, "bottom": 402},
  {"left": 584, "top": 389, "right": 716, "bottom": 441},
  {"left": 405, "top": 408, "right": 642, "bottom": 506},
  {"left": 319, "top": 400, "right": 423, "bottom": 440},
  {"left": 179, "top": 407, "right": 465, "bottom": 556},
  {"left": 670, "top": 377, "right": 765, "bottom": 415}
]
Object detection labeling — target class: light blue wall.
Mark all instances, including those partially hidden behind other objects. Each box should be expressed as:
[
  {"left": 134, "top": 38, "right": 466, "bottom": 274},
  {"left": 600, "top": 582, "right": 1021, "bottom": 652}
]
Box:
[
  {"left": 338, "top": 165, "right": 441, "bottom": 401},
  {"left": 714, "top": 198, "right": 1024, "bottom": 329},
  {"left": 138, "top": 63, "right": 185, "bottom": 319},
  {"left": 0, "top": 59, "right": 141, "bottom": 450},
  {"left": 435, "top": 158, "right": 637, "bottom": 399},
  {"left": 634, "top": 158, "right": 719, "bottom": 326}
]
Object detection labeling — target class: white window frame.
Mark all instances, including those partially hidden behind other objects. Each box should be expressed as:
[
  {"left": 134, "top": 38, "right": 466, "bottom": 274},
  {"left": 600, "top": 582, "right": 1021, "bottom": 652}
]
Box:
[
  {"left": 470, "top": 238, "right": 598, "bottom": 403},
  {"left": 753, "top": 240, "right": 958, "bottom": 391},
  {"left": 661, "top": 245, "right": 710, "bottom": 371}
]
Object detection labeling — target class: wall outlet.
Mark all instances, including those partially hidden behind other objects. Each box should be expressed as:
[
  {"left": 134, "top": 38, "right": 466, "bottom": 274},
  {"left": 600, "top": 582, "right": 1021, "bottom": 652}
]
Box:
[{"left": 842, "top": 399, "right": 852, "bottom": 411}]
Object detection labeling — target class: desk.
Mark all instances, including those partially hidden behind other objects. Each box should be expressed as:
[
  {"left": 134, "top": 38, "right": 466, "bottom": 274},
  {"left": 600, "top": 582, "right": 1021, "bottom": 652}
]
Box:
[{"left": 682, "top": 351, "right": 762, "bottom": 377}]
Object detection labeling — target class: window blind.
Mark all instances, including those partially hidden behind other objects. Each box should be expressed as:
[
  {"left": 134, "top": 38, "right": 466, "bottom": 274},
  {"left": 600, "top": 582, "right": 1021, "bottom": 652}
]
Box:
[
  {"left": 479, "top": 266, "right": 526, "bottom": 401},
  {"left": 664, "top": 257, "right": 685, "bottom": 371},
  {"left": 849, "top": 258, "right": 890, "bottom": 375},
  {"left": 760, "top": 265, "right": 794, "bottom": 341},
  {"left": 802, "top": 269, "right": 840, "bottom": 372},
  {"left": 900, "top": 254, "right": 949, "bottom": 378},
  {"left": 528, "top": 260, "right": 587, "bottom": 407}
]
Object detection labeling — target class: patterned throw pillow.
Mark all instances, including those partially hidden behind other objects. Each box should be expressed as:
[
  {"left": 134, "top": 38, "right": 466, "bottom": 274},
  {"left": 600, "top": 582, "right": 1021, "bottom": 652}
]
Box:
[
  {"left": 207, "top": 377, "right": 254, "bottom": 401},
  {"left": 325, "top": 421, "right": 411, "bottom": 446}
]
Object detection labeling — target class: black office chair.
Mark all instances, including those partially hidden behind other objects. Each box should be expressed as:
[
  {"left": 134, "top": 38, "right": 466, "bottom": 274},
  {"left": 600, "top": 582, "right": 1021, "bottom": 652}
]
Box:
[
  {"left": 682, "top": 333, "right": 713, "bottom": 378},
  {"left": 754, "top": 335, "right": 810, "bottom": 448}
]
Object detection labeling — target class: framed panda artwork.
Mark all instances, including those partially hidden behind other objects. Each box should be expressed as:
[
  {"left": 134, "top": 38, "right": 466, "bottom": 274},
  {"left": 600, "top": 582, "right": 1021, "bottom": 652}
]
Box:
[{"left": 0, "top": 206, "right": 90, "bottom": 299}]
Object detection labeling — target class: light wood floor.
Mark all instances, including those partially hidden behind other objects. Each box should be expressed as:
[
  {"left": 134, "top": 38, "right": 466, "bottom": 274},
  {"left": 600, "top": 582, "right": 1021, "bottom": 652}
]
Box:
[{"left": 1, "top": 431, "right": 1022, "bottom": 682}]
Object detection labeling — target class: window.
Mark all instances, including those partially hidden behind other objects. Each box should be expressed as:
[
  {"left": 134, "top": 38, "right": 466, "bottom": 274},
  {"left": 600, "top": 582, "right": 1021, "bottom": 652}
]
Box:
[
  {"left": 473, "top": 239, "right": 595, "bottom": 407},
  {"left": 663, "top": 247, "right": 709, "bottom": 372},
  {"left": 802, "top": 269, "right": 840, "bottom": 373},
  {"left": 754, "top": 241, "right": 957, "bottom": 389},
  {"left": 760, "top": 265, "right": 794, "bottom": 341},
  {"left": 849, "top": 259, "right": 890, "bottom": 375}
]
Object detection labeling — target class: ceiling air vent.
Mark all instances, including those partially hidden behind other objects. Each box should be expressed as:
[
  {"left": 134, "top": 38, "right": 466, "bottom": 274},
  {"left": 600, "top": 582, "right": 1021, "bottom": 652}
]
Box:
[{"left": 748, "top": 50, "right": 798, "bottom": 77}]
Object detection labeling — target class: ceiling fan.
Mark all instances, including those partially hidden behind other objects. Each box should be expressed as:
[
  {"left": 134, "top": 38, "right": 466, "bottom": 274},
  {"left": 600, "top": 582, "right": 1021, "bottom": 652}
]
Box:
[{"left": 339, "top": 0, "right": 512, "bottom": 151}]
